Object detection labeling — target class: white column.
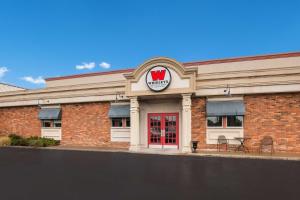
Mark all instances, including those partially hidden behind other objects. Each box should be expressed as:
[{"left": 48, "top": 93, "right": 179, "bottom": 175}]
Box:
[
  {"left": 182, "top": 94, "right": 192, "bottom": 153},
  {"left": 129, "top": 96, "right": 140, "bottom": 151}
]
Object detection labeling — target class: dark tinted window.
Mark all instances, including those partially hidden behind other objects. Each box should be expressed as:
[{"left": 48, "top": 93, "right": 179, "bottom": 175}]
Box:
[
  {"left": 125, "top": 118, "right": 130, "bottom": 127},
  {"left": 207, "top": 116, "right": 222, "bottom": 127},
  {"left": 112, "top": 118, "right": 123, "bottom": 127},
  {"left": 227, "top": 116, "right": 243, "bottom": 127}
]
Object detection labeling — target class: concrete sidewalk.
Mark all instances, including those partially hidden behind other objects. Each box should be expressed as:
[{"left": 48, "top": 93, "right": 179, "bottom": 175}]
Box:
[
  {"left": 3, "top": 145, "right": 300, "bottom": 161},
  {"left": 192, "top": 151, "right": 300, "bottom": 161}
]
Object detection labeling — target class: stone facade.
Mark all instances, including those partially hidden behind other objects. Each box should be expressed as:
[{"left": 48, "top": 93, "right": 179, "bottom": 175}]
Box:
[
  {"left": 191, "top": 93, "right": 300, "bottom": 153},
  {"left": 0, "top": 106, "right": 41, "bottom": 137},
  {"left": 61, "top": 102, "right": 129, "bottom": 149}
]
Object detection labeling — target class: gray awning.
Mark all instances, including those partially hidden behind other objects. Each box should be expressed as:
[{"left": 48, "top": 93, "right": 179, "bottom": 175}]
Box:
[
  {"left": 108, "top": 104, "right": 130, "bottom": 118},
  {"left": 206, "top": 101, "right": 245, "bottom": 116},
  {"left": 38, "top": 108, "right": 61, "bottom": 120}
]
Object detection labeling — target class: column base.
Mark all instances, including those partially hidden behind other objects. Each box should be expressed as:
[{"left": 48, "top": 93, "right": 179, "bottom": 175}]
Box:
[
  {"left": 129, "top": 145, "right": 140, "bottom": 152},
  {"left": 181, "top": 146, "right": 192, "bottom": 153}
]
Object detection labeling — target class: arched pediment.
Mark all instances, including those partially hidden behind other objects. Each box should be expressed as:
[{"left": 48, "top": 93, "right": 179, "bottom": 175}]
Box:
[{"left": 124, "top": 57, "right": 197, "bottom": 97}]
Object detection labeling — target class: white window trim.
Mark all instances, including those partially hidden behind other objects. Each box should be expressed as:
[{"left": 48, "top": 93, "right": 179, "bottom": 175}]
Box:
[
  {"left": 42, "top": 120, "right": 62, "bottom": 128},
  {"left": 207, "top": 116, "right": 223, "bottom": 128}
]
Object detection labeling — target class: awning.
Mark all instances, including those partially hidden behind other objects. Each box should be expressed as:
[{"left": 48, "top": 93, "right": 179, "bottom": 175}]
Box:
[
  {"left": 206, "top": 101, "right": 245, "bottom": 116},
  {"left": 38, "top": 108, "right": 61, "bottom": 120},
  {"left": 108, "top": 104, "right": 130, "bottom": 118}
]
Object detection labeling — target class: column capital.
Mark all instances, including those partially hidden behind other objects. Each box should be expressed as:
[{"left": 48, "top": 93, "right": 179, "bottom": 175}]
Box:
[
  {"left": 130, "top": 96, "right": 139, "bottom": 109},
  {"left": 182, "top": 93, "right": 192, "bottom": 97},
  {"left": 182, "top": 93, "right": 192, "bottom": 108}
]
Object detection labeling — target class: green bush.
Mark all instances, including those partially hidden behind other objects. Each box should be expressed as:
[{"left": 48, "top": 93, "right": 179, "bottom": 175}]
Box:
[
  {"left": 41, "top": 137, "right": 59, "bottom": 147},
  {"left": 9, "top": 134, "right": 28, "bottom": 146},
  {"left": 27, "top": 136, "right": 41, "bottom": 147},
  {"left": 9, "top": 134, "right": 59, "bottom": 147}
]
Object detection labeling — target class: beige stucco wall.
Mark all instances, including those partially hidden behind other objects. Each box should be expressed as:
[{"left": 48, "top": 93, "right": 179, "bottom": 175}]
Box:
[
  {"left": 194, "top": 56, "right": 300, "bottom": 96},
  {"left": 195, "top": 56, "right": 300, "bottom": 74},
  {"left": 46, "top": 73, "right": 126, "bottom": 87},
  {"left": 0, "top": 84, "right": 24, "bottom": 93},
  {"left": 1, "top": 55, "right": 300, "bottom": 107}
]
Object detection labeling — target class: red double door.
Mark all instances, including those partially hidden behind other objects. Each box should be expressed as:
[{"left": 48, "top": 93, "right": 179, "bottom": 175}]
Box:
[{"left": 148, "top": 113, "right": 179, "bottom": 148}]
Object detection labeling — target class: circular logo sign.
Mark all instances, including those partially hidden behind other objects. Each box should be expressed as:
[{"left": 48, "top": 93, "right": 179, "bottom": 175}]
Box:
[{"left": 146, "top": 66, "right": 171, "bottom": 92}]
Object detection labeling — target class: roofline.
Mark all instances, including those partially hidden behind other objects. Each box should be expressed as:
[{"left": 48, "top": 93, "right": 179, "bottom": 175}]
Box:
[
  {"left": 45, "top": 68, "right": 135, "bottom": 81},
  {"left": 0, "top": 82, "right": 27, "bottom": 90},
  {"left": 45, "top": 51, "right": 300, "bottom": 81},
  {"left": 183, "top": 51, "right": 300, "bottom": 66}
]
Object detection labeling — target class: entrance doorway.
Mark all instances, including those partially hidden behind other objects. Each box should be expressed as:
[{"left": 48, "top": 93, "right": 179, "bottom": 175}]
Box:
[{"left": 148, "top": 113, "right": 179, "bottom": 149}]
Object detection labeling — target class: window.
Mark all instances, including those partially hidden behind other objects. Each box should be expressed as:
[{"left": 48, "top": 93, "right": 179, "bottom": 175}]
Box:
[
  {"left": 54, "top": 120, "right": 62, "bottom": 128},
  {"left": 125, "top": 117, "right": 130, "bottom": 127},
  {"left": 42, "top": 120, "right": 52, "bottom": 128},
  {"left": 112, "top": 118, "right": 123, "bottom": 127},
  {"left": 111, "top": 117, "right": 130, "bottom": 127},
  {"left": 207, "top": 116, "right": 223, "bottom": 127},
  {"left": 227, "top": 116, "right": 243, "bottom": 127},
  {"left": 42, "top": 120, "right": 62, "bottom": 128}
]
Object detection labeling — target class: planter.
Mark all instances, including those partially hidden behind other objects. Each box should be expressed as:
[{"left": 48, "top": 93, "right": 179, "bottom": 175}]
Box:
[{"left": 191, "top": 141, "right": 198, "bottom": 153}]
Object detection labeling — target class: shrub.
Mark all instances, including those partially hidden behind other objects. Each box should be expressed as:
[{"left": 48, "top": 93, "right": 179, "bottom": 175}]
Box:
[
  {"left": 9, "top": 134, "right": 28, "bottom": 146},
  {"left": 0, "top": 136, "right": 11, "bottom": 146},
  {"left": 27, "top": 136, "right": 41, "bottom": 147},
  {"left": 8, "top": 134, "right": 59, "bottom": 147},
  {"left": 41, "top": 137, "right": 59, "bottom": 147}
]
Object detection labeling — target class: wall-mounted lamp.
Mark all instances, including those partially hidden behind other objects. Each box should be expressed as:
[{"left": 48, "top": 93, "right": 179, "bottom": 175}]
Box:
[
  {"left": 115, "top": 92, "right": 124, "bottom": 102},
  {"left": 224, "top": 84, "right": 231, "bottom": 96}
]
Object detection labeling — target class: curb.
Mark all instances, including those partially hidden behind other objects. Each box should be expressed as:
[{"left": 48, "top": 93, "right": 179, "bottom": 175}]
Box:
[
  {"left": 2, "top": 146, "right": 300, "bottom": 161},
  {"left": 187, "top": 152, "right": 300, "bottom": 161}
]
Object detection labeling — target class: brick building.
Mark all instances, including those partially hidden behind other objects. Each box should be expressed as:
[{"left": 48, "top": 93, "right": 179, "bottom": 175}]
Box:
[{"left": 1, "top": 52, "right": 300, "bottom": 153}]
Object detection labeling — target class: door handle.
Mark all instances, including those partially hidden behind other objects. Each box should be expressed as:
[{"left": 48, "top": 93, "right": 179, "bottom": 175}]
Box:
[{"left": 161, "top": 130, "right": 165, "bottom": 137}]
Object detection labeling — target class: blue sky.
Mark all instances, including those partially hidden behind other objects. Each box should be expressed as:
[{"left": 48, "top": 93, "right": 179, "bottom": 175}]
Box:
[{"left": 0, "top": 0, "right": 300, "bottom": 89}]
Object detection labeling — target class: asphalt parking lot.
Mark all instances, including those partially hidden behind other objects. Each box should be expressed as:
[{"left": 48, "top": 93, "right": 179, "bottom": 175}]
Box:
[{"left": 0, "top": 147, "right": 299, "bottom": 200}]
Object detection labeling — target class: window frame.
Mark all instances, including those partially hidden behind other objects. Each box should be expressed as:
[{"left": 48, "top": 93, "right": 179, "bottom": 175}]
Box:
[
  {"left": 111, "top": 117, "right": 130, "bottom": 128},
  {"left": 53, "top": 120, "right": 62, "bottom": 128},
  {"left": 41, "top": 120, "right": 62, "bottom": 128},
  {"left": 42, "top": 120, "right": 53, "bottom": 128},
  {"left": 207, "top": 116, "right": 223, "bottom": 128},
  {"left": 111, "top": 118, "right": 123, "bottom": 127},
  {"left": 125, "top": 117, "right": 130, "bottom": 127},
  {"left": 226, "top": 115, "right": 244, "bottom": 128}
]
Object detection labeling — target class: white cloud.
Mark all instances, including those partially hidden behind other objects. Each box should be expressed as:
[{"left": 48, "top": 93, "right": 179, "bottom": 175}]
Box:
[
  {"left": 21, "top": 76, "right": 45, "bottom": 84},
  {"left": 0, "top": 67, "right": 8, "bottom": 78},
  {"left": 99, "top": 62, "right": 111, "bottom": 69},
  {"left": 76, "top": 62, "right": 96, "bottom": 70}
]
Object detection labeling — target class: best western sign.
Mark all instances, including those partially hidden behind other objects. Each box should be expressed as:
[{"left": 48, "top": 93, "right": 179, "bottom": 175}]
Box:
[{"left": 146, "top": 66, "right": 171, "bottom": 92}]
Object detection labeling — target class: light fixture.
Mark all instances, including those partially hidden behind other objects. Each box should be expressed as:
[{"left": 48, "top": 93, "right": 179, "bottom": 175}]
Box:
[
  {"left": 224, "top": 84, "right": 231, "bottom": 96},
  {"left": 115, "top": 92, "right": 124, "bottom": 103}
]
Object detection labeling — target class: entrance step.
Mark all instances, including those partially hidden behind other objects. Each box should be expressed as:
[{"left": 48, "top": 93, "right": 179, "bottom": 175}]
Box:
[{"left": 137, "top": 147, "right": 181, "bottom": 155}]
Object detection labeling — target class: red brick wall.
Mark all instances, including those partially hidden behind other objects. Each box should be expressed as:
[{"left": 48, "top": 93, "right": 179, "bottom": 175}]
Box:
[
  {"left": 191, "top": 97, "right": 207, "bottom": 149},
  {"left": 244, "top": 93, "right": 300, "bottom": 153},
  {"left": 61, "top": 102, "right": 129, "bottom": 149},
  {"left": 0, "top": 106, "right": 41, "bottom": 137},
  {"left": 191, "top": 93, "right": 300, "bottom": 153}
]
